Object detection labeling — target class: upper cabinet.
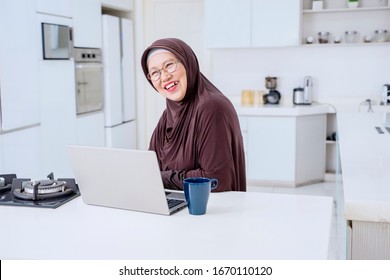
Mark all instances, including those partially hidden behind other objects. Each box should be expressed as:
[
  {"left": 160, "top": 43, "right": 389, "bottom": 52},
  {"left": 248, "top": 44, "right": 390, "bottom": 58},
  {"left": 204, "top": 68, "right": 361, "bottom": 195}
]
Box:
[
  {"left": 205, "top": 0, "right": 301, "bottom": 48},
  {"left": 73, "top": 0, "right": 102, "bottom": 48},
  {"left": 301, "top": 0, "right": 390, "bottom": 46},
  {"left": 72, "top": 0, "right": 134, "bottom": 48},
  {"left": 251, "top": 0, "right": 301, "bottom": 47},
  {"left": 0, "top": 0, "right": 40, "bottom": 131},
  {"left": 205, "top": 0, "right": 251, "bottom": 48},
  {"left": 100, "top": 0, "right": 134, "bottom": 10},
  {"left": 36, "top": 0, "right": 73, "bottom": 17}
]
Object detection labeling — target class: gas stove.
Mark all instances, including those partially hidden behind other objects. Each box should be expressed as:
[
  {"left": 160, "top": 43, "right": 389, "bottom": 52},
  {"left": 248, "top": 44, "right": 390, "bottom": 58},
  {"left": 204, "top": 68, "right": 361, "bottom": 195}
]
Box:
[{"left": 0, "top": 173, "right": 80, "bottom": 209}]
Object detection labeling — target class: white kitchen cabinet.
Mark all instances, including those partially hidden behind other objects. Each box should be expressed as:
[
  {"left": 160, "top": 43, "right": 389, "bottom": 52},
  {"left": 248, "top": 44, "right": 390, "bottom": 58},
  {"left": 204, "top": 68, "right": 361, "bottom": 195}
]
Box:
[
  {"left": 243, "top": 113, "right": 326, "bottom": 187},
  {"left": 0, "top": 135, "right": 3, "bottom": 172},
  {"left": 1, "top": 126, "right": 43, "bottom": 179},
  {"left": 205, "top": 0, "right": 251, "bottom": 48},
  {"left": 73, "top": 0, "right": 102, "bottom": 48},
  {"left": 40, "top": 60, "right": 77, "bottom": 178},
  {"left": 0, "top": 0, "right": 40, "bottom": 131},
  {"left": 76, "top": 112, "right": 105, "bottom": 147},
  {"left": 101, "top": 0, "right": 134, "bottom": 10},
  {"left": 205, "top": 0, "right": 301, "bottom": 48},
  {"left": 36, "top": 0, "right": 73, "bottom": 17},
  {"left": 251, "top": 0, "right": 301, "bottom": 47}
]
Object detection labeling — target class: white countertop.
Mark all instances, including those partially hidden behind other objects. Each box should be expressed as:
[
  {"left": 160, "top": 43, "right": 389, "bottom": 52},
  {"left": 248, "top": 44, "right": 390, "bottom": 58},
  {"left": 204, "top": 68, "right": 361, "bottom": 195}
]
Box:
[
  {"left": 337, "top": 112, "right": 390, "bottom": 222},
  {"left": 235, "top": 103, "right": 331, "bottom": 117},
  {"left": 0, "top": 192, "right": 333, "bottom": 260}
]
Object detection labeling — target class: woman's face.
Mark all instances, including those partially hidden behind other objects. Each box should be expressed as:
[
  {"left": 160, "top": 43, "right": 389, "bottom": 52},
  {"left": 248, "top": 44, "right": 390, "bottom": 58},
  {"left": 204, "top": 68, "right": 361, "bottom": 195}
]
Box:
[{"left": 147, "top": 51, "right": 187, "bottom": 102}]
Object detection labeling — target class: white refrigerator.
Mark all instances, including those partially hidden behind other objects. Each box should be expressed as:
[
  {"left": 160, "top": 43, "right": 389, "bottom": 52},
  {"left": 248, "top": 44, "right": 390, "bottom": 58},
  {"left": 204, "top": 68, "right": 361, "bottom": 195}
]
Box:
[{"left": 102, "top": 14, "right": 137, "bottom": 149}]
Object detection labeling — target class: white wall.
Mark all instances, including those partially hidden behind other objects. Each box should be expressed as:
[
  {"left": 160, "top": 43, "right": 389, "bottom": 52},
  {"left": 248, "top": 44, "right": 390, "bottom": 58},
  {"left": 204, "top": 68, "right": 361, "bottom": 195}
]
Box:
[
  {"left": 210, "top": 45, "right": 389, "bottom": 109},
  {"left": 142, "top": 0, "right": 206, "bottom": 147}
]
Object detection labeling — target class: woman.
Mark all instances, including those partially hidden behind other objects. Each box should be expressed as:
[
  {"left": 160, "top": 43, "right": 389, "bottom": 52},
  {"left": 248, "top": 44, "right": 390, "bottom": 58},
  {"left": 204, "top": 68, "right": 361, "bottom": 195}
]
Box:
[{"left": 141, "top": 38, "right": 246, "bottom": 192}]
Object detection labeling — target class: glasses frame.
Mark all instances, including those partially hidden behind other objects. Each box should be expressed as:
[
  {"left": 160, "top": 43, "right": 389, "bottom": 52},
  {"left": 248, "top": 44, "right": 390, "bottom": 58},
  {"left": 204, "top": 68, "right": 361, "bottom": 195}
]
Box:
[{"left": 147, "top": 60, "right": 180, "bottom": 81}]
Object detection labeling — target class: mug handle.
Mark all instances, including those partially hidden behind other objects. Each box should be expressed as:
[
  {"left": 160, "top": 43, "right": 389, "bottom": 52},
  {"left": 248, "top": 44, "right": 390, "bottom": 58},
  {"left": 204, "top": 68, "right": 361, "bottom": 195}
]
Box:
[{"left": 210, "top": 178, "right": 218, "bottom": 190}]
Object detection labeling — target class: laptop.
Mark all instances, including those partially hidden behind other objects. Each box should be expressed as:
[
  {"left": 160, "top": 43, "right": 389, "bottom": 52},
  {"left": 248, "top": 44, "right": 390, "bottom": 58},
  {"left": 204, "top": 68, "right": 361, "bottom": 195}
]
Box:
[{"left": 66, "top": 145, "right": 187, "bottom": 215}]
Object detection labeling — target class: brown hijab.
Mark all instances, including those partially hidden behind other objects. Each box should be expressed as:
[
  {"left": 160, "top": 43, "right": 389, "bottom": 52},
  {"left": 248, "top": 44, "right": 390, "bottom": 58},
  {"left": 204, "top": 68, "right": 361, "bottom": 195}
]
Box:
[{"left": 141, "top": 38, "right": 246, "bottom": 192}]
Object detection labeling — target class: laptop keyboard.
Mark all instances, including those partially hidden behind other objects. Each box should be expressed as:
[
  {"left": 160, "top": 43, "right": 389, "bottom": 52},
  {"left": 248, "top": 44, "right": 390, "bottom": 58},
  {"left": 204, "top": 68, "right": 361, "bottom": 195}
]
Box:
[{"left": 167, "top": 198, "right": 184, "bottom": 209}]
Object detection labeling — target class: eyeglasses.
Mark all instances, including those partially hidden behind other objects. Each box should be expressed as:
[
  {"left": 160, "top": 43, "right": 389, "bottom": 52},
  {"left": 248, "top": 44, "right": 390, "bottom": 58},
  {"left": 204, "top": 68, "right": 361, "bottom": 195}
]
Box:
[{"left": 147, "top": 60, "right": 180, "bottom": 81}]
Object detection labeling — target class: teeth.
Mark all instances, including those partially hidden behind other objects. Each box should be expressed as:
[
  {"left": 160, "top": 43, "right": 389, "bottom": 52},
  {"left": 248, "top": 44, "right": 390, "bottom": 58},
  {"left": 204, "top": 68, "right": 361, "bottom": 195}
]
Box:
[{"left": 165, "top": 82, "right": 178, "bottom": 90}]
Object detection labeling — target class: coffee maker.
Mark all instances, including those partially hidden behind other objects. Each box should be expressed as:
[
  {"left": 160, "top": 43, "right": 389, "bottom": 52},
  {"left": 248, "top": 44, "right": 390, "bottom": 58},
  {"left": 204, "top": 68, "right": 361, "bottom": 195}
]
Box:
[
  {"left": 263, "top": 76, "right": 281, "bottom": 105},
  {"left": 380, "top": 84, "right": 390, "bottom": 105},
  {"left": 293, "top": 76, "right": 313, "bottom": 105}
]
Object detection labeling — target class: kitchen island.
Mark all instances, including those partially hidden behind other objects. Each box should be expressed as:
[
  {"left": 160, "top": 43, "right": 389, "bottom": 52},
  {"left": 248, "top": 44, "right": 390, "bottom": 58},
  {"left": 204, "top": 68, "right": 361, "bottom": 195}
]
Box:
[
  {"left": 337, "top": 112, "right": 390, "bottom": 259},
  {"left": 0, "top": 191, "right": 333, "bottom": 260},
  {"left": 236, "top": 104, "right": 330, "bottom": 187}
]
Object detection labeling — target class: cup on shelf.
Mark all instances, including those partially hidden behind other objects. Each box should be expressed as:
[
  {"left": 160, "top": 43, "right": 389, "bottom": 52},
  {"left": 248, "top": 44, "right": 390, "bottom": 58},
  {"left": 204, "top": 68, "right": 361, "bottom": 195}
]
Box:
[
  {"left": 255, "top": 90, "right": 265, "bottom": 106},
  {"left": 312, "top": 0, "right": 324, "bottom": 10},
  {"left": 241, "top": 89, "right": 255, "bottom": 106}
]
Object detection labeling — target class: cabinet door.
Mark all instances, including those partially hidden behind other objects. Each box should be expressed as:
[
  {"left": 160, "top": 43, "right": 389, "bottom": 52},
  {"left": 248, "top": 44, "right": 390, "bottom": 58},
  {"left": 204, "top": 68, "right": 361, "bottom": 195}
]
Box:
[
  {"left": 36, "top": 0, "right": 72, "bottom": 17},
  {"left": 40, "top": 60, "right": 77, "bottom": 177},
  {"left": 205, "top": 0, "right": 251, "bottom": 48},
  {"left": 251, "top": 0, "right": 300, "bottom": 47},
  {"left": 121, "top": 18, "right": 136, "bottom": 122},
  {"left": 247, "top": 116, "right": 296, "bottom": 183},
  {"left": 0, "top": 0, "right": 40, "bottom": 131},
  {"left": 102, "top": 15, "right": 123, "bottom": 127},
  {"left": 101, "top": 0, "right": 134, "bottom": 10},
  {"left": 0, "top": 135, "right": 3, "bottom": 172},
  {"left": 73, "top": 0, "right": 102, "bottom": 48},
  {"left": 1, "top": 126, "right": 42, "bottom": 179}
]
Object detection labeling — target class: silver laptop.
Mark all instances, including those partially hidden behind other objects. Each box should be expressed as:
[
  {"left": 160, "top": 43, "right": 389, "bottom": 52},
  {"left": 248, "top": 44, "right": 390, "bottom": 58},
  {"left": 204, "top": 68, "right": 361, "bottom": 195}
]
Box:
[{"left": 66, "top": 145, "right": 187, "bottom": 215}]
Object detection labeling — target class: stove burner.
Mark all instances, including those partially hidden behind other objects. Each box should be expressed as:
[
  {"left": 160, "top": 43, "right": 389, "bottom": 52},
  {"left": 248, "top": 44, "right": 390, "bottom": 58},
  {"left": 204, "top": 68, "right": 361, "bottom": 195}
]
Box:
[
  {"left": 0, "top": 173, "right": 79, "bottom": 208},
  {"left": 13, "top": 179, "right": 75, "bottom": 201}
]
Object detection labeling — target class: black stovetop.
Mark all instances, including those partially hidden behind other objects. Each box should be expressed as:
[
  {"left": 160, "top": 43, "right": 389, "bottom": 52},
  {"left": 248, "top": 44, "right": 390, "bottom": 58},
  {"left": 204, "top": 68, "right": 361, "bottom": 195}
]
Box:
[{"left": 0, "top": 174, "right": 80, "bottom": 209}]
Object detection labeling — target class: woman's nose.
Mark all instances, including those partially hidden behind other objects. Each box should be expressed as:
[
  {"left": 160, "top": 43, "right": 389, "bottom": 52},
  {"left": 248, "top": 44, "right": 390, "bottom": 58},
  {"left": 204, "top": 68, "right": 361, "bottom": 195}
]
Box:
[{"left": 160, "top": 69, "right": 172, "bottom": 82}]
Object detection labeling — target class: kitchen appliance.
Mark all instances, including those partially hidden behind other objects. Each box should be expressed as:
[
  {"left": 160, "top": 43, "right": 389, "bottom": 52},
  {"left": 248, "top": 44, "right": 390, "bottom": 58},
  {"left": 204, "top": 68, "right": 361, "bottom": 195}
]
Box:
[
  {"left": 263, "top": 76, "right": 281, "bottom": 105},
  {"left": 293, "top": 87, "right": 305, "bottom": 105},
  {"left": 294, "top": 76, "right": 313, "bottom": 105},
  {"left": 0, "top": 173, "right": 79, "bottom": 209},
  {"left": 380, "top": 84, "right": 390, "bottom": 105},
  {"left": 102, "top": 15, "right": 137, "bottom": 149},
  {"left": 74, "top": 48, "right": 104, "bottom": 115},
  {"left": 41, "top": 22, "right": 72, "bottom": 60}
]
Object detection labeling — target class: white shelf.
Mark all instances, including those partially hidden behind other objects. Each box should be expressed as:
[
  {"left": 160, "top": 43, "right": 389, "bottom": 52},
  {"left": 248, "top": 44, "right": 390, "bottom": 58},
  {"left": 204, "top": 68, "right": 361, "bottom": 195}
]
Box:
[
  {"left": 301, "top": 5, "right": 390, "bottom": 46},
  {"left": 301, "top": 42, "right": 390, "bottom": 47},
  {"left": 303, "top": 6, "right": 390, "bottom": 14}
]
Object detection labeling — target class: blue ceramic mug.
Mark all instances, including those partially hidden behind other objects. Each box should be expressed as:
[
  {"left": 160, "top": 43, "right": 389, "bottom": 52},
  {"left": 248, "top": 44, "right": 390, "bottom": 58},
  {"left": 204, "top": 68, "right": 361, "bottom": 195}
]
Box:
[{"left": 183, "top": 177, "right": 218, "bottom": 215}]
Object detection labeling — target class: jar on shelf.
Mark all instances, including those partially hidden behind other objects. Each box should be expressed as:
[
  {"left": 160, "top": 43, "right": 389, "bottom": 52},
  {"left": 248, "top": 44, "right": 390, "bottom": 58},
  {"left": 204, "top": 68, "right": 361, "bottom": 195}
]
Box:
[
  {"left": 345, "top": 30, "right": 358, "bottom": 43},
  {"left": 374, "top": 29, "right": 388, "bottom": 43},
  {"left": 318, "top": 32, "right": 330, "bottom": 44}
]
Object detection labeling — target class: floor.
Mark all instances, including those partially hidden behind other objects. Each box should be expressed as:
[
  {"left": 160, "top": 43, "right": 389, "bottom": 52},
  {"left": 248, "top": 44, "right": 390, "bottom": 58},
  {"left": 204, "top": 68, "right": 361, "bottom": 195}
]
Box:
[{"left": 247, "top": 178, "right": 347, "bottom": 260}]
